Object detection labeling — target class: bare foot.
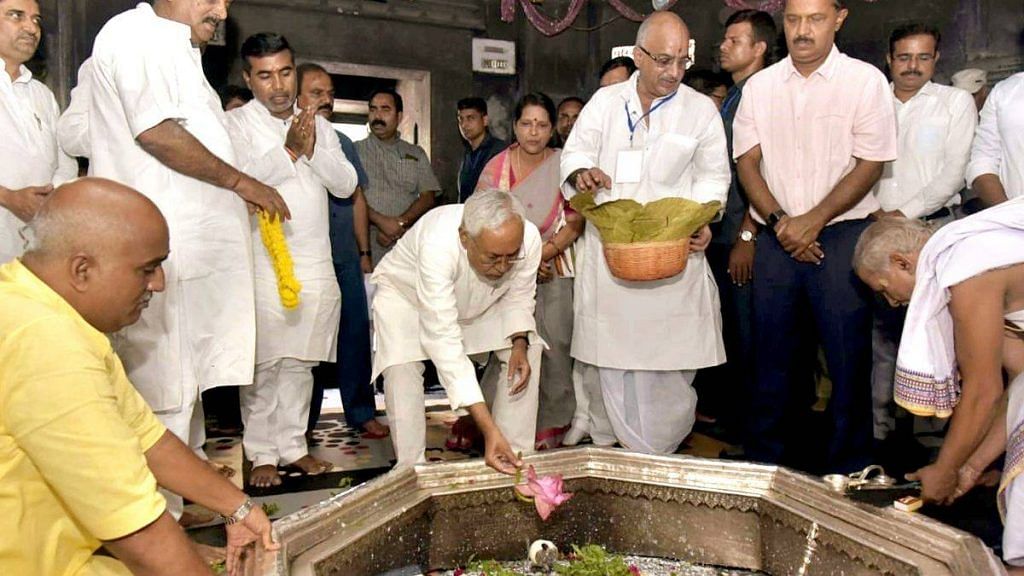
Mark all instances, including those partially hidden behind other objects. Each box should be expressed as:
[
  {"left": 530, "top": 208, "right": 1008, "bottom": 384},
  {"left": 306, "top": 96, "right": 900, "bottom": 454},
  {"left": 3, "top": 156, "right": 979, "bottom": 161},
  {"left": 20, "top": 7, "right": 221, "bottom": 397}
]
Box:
[
  {"left": 207, "top": 460, "right": 236, "bottom": 479},
  {"left": 289, "top": 454, "right": 333, "bottom": 475},
  {"left": 362, "top": 419, "right": 390, "bottom": 438},
  {"left": 179, "top": 509, "right": 217, "bottom": 528},
  {"left": 249, "top": 464, "right": 282, "bottom": 488},
  {"left": 192, "top": 542, "right": 226, "bottom": 565}
]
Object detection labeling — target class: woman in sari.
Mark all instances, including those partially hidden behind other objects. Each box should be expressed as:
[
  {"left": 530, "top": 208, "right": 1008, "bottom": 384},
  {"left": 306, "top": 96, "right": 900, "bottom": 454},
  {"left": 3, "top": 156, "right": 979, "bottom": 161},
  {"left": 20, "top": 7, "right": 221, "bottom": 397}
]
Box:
[{"left": 472, "top": 92, "right": 584, "bottom": 450}]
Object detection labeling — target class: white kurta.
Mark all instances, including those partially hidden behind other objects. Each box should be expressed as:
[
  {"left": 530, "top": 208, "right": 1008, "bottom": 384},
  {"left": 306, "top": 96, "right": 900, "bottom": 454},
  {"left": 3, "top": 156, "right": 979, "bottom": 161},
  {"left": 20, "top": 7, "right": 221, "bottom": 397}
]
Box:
[
  {"left": 88, "top": 3, "right": 256, "bottom": 411},
  {"left": 560, "top": 74, "right": 730, "bottom": 371},
  {"left": 226, "top": 100, "right": 357, "bottom": 363},
  {"left": 0, "top": 63, "right": 77, "bottom": 263},
  {"left": 966, "top": 72, "right": 1024, "bottom": 199},
  {"left": 873, "top": 81, "right": 977, "bottom": 219},
  {"left": 57, "top": 58, "right": 92, "bottom": 160},
  {"left": 370, "top": 205, "right": 543, "bottom": 410}
]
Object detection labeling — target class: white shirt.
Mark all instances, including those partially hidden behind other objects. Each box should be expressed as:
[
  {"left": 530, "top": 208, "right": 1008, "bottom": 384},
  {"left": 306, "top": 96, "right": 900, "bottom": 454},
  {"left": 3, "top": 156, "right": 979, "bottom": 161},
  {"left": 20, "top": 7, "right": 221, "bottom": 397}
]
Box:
[
  {"left": 57, "top": 58, "right": 92, "bottom": 160},
  {"left": 89, "top": 3, "right": 256, "bottom": 410},
  {"left": 966, "top": 72, "right": 1024, "bottom": 199},
  {"left": 226, "top": 100, "right": 357, "bottom": 363},
  {"left": 560, "top": 73, "right": 729, "bottom": 370},
  {"left": 0, "top": 62, "right": 76, "bottom": 263},
  {"left": 370, "top": 205, "right": 542, "bottom": 410},
  {"left": 874, "top": 81, "right": 977, "bottom": 219}
]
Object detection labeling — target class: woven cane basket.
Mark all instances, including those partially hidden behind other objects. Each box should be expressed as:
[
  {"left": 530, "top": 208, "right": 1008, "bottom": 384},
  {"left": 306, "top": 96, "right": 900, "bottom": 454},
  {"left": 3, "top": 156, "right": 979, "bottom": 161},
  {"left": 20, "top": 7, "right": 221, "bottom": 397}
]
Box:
[{"left": 603, "top": 239, "right": 690, "bottom": 281}]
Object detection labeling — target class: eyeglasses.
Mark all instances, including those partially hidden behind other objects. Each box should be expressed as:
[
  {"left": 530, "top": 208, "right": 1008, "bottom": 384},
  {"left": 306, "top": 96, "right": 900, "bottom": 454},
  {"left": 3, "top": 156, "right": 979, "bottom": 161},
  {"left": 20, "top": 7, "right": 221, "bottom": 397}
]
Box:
[
  {"left": 637, "top": 45, "right": 691, "bottom": 70},
  {"left": 468, "top": 236, "right": 525, "bottom": 270}
]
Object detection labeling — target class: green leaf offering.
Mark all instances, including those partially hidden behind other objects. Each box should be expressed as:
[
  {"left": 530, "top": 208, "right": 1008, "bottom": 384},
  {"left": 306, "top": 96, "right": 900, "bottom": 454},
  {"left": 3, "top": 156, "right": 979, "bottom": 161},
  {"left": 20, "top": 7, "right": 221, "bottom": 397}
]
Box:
[
  {"left": 570, "top": 192, "right": 721, "bottom": 245},
  {"left": 555, "top": 544, "right": 635, "bottom": 576}
]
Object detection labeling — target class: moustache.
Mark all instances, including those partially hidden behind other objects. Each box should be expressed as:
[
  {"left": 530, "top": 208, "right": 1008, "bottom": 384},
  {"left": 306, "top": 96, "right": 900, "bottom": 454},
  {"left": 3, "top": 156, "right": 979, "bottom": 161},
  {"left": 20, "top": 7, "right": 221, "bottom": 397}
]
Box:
[
  {"left": 794, "top": 37, "right": 814, "bottom": 45},
  {"left": 317, "top": 104, "right": 333, "bottom": 114},
  {"left": 204, "top": 17, "right": 221, "bottom": 28},
  {"left": 900, "top": 70, "right": 922, "bottom": 76},
  {"left": 370, "top": 120, "right": 386, "bottom": 127}
]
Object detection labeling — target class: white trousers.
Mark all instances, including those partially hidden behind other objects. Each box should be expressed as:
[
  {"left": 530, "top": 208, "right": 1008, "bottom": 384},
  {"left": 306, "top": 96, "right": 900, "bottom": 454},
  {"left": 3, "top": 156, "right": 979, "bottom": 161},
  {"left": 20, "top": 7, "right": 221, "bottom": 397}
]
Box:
[
  {"left": 240, "top": 358, "right": 318, "bottom": 468},
  {"left": 575, "top": 362, "right": 697, "bottom": 454},
  {"left": 1004, "top": 373, "right": 1024, "bottom": 566},
  {"left": 383, "top": 344, "right": 541, "bottom": 469},
  {"left": 152, "top": 365, "right": 202, "bottom": 520},
  {"left": 564, "top": 362, "right": 596, "bottom": 446}
]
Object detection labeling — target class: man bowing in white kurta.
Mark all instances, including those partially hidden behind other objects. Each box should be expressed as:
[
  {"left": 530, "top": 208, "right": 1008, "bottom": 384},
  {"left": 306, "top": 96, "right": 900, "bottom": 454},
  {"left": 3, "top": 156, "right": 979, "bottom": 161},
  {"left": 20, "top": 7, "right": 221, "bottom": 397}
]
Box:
[
  {"left": 371, "top": 189, "right": 543, "bottom": 474},
  {"left": 561, "top": 11, "right": 731, "bottom": 454},
  {"left": 86, "top": 0, "right": 290, "bottom": 516},
  {"left": 227, "top": 34, "right": 357, "bottom": 488}
]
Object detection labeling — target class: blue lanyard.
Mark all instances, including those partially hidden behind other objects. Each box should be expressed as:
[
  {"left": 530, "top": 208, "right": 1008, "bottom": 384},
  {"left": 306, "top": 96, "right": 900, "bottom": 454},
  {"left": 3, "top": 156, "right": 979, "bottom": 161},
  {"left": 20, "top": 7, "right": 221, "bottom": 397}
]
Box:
[{"left": 625, "top": 90, "right": 678, "bottom": 144}]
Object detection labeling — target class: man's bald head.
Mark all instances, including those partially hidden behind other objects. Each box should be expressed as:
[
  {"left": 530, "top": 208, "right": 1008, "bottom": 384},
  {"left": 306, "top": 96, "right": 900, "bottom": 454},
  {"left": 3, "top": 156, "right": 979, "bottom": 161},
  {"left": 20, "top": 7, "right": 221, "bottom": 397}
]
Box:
[
  {"left": 26, "top": 178, "right": 167, "bottom": 259},
  {"left": 634, "top": 11, "right": 691, "bottom": 101},
  {"left": 23, "top": 178, "right": 170, "bottom": 333},
  {"left": 636, "top": 11, "right": 688, "bottom": 47}
]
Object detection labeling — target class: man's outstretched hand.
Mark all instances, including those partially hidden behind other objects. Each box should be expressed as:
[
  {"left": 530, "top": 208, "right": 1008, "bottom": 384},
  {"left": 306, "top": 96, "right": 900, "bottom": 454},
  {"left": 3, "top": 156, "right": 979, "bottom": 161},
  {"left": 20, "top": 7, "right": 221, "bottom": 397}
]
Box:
[
  {"left": 484, "top": 429, "right": 522, "bottom": 475},
  {"left": 224, "top": 505, "right": 280, "bottom": 576}
]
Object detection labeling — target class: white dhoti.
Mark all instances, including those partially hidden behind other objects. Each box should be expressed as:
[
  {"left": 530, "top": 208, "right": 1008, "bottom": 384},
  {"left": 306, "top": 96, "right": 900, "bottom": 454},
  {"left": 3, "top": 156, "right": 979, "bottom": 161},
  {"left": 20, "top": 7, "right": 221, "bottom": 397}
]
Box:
[
  {"left": 240, "top": 359, "right": 318, "bottom": 468},
  {"left": 576, "top": 362, "right": 697, "bottom": 454},
  {"left": 151, "top": 332, "right": 203, "bottom": 519},
  {"left": 384, "top": 344, "right": 542, "bottom": 468},
  {"left": 1001, "top": 372, "right": 1024, "bottom": 565}
]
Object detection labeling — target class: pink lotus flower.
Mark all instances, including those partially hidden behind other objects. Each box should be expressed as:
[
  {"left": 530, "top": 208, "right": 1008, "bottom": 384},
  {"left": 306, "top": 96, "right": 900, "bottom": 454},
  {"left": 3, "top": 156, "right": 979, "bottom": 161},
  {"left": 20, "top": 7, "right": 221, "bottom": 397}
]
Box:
[{"left": 514, "top": 465, "right": 573, "bottom": 521}]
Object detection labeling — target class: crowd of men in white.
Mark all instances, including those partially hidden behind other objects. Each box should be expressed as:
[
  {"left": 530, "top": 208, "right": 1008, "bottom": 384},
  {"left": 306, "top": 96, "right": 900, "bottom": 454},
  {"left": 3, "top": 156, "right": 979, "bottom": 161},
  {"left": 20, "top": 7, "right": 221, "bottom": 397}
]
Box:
[{"left": 2, "top": 0, "right": 1024, "bottom": 573}]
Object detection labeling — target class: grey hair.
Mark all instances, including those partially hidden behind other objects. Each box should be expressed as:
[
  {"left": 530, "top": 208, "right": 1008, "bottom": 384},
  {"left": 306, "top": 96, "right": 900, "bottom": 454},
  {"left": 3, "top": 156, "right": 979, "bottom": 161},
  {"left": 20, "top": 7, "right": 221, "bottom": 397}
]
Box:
[
  {"left": 23, "top": 195, "right": 133, "bottom": 257},
  {"left": 461, "top": 189, "right": 525, "bottom": 237},
  {"left": 853, "top": 218, "right": 934, "bottom": 274}
]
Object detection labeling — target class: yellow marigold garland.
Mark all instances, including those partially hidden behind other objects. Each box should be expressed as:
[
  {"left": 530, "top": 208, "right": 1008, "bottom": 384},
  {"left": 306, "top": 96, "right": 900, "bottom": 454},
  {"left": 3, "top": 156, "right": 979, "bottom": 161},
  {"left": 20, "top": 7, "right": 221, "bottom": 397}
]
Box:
[{"left": 257, "top": 211, "right": 302, "bottom": 309}]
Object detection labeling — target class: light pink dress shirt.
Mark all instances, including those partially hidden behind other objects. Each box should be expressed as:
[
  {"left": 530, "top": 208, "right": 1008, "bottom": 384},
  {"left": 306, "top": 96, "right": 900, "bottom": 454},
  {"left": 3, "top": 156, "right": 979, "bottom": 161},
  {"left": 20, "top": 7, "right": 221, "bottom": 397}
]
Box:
[{"left": 733, "top": 46, "right": 898, "bottom": 224}]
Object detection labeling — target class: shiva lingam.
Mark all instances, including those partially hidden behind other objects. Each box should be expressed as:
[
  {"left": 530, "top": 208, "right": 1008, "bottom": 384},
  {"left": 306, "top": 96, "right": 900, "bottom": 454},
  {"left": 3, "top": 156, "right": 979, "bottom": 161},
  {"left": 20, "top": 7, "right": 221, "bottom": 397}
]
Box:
[{"left": 251, "top": 448, "right": 1004, "bottom": 575}]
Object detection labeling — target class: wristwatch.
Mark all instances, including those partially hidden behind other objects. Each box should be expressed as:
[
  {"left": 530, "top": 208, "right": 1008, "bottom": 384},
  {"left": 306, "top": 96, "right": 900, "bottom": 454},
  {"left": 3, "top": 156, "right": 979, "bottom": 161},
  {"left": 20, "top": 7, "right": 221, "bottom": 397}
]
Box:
[
  {"left": 739, "top": 229, "right": 756, "bottom": 243},
  {"left": 511, "top": 334, "right": 530, "bottom": 349},
  {"left": 767, "top": 209, "right": 787, "bottom": 230},
  {"left": 223, "top": 497, "right": 253, "bottom": 525},
  {"left": 397, "top": 218, "right": 408, "bottom": 229},
  {"left": 359, "top": 250, "right": 371, "bottom": 258}
]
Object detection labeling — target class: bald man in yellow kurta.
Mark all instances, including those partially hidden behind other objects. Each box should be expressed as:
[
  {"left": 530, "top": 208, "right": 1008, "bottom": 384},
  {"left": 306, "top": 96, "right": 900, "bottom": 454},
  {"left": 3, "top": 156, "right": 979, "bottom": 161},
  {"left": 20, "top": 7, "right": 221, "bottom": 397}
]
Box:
[
  {"left": 0, "top": 178, "right": 277, "bottom": 576},
  {"left": 0, "top": 259, "right": 167, "bottom": 575}
]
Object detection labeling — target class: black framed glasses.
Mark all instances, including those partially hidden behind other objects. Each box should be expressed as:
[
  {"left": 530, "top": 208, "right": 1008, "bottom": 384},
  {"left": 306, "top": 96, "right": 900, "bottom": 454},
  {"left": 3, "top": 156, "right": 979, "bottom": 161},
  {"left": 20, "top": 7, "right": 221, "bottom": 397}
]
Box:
[{"left": 637, "top": 45, "right": 691, "bottom": 70}]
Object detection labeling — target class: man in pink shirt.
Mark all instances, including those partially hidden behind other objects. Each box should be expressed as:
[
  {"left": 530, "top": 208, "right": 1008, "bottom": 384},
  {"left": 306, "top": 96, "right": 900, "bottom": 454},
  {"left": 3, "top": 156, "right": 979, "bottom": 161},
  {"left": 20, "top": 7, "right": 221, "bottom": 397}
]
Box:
[{"left": 732, "top": 0, "right": 897, "bottom": 473}]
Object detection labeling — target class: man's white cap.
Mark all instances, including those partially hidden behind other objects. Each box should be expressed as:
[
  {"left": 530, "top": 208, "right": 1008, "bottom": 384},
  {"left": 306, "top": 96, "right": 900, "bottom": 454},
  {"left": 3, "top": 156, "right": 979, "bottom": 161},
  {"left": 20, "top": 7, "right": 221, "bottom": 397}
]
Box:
[{"left": 951, "top": 68, "right": 988, "bottom": 94}]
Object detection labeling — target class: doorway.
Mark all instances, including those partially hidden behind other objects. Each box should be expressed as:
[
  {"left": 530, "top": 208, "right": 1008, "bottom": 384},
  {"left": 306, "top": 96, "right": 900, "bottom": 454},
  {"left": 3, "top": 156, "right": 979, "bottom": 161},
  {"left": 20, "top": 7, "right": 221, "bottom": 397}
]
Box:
[{"left": 302, "top": 60, "right": 431, "bottom": 158}]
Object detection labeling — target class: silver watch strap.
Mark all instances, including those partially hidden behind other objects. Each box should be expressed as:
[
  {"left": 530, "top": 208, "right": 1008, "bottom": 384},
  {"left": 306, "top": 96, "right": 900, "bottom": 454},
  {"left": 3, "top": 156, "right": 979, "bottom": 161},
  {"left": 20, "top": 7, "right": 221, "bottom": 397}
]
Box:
[{"left": 223, "top": 497, "right": 253, "bottom": 525}]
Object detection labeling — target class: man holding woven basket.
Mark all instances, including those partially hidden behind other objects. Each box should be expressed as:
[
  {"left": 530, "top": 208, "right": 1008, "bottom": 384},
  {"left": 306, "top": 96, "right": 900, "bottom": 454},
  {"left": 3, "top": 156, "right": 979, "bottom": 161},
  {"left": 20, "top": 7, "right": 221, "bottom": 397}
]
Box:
[{"left": 560, "top": 11, "right": 731, "bottom": 454}]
